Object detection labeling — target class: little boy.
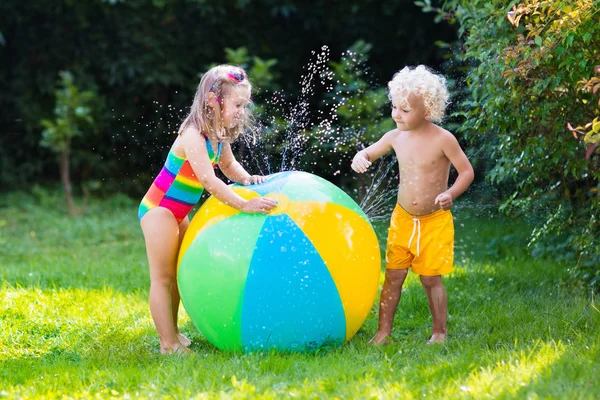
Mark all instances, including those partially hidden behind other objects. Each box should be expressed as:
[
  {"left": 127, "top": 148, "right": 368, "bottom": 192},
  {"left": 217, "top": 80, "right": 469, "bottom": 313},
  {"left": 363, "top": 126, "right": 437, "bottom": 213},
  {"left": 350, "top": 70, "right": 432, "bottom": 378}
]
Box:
[{"left": 351, "top": 65, "right": 474, "bottom": 344}]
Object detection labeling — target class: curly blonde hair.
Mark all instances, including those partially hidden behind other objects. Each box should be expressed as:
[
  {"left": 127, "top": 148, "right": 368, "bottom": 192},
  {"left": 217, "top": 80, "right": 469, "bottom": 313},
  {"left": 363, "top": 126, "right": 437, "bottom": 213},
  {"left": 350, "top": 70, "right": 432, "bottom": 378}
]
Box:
[{"left": 387, "top": 65, "right": 449, "bottom": 123}]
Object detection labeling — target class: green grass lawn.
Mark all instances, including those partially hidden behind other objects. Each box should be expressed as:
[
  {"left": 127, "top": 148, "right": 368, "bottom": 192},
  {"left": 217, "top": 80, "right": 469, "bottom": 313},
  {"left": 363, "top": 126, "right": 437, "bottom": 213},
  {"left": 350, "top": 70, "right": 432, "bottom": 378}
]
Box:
[{"left": 1, "top": 190, "right": 598, "bottom": 399}]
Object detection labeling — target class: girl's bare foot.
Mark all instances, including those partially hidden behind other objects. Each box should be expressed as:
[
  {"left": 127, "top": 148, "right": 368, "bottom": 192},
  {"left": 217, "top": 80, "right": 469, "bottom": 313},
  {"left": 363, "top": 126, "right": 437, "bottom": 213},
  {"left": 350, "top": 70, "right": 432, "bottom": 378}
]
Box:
[
  {"left": 160, "top": 336, "right": 191, "bottom": 354},
  {"left": 369, "top": 332, "right": 392, "bottom": 345},
  {"left": 161, "top": 343, "right": 192, "bottom": 355},
  {"left": 177, "top": 332, "right": 192, "bottom": 347},
  {"left": 427, "top": 333, "right": 447, "bottom": 344}
]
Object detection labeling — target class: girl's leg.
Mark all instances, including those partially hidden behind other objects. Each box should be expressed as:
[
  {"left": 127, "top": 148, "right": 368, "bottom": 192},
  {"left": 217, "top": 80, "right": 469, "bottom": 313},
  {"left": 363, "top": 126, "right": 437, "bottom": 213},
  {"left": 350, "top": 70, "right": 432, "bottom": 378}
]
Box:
[
  {"left": 140, "top": 207, "right": 184, "bottom": 353},
  {"left": 173, "top": 216, "right": 191, "bottom": 347}
]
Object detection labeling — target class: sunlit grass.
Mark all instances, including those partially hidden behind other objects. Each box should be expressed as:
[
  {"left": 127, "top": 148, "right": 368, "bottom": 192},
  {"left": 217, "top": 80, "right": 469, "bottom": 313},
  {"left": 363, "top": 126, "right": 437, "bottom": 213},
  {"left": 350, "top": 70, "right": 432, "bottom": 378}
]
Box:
[{"left": 1, "top": 189, "right": 599, "bottom": 399}]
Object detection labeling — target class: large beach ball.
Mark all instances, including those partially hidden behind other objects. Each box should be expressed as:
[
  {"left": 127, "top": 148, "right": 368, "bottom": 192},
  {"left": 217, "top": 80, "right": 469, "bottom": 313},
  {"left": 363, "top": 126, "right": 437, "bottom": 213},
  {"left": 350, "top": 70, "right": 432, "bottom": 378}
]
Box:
[{"left": 177, "top": 171, "right": 380, "bottom": 352}]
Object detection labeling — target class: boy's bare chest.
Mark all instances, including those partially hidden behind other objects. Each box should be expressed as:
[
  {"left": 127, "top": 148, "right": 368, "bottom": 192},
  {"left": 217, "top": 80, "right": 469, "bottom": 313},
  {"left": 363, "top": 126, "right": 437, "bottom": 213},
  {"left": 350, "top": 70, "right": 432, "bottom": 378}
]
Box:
[{"left": 392, "top": 140, "right": 447, "bottom": 173}]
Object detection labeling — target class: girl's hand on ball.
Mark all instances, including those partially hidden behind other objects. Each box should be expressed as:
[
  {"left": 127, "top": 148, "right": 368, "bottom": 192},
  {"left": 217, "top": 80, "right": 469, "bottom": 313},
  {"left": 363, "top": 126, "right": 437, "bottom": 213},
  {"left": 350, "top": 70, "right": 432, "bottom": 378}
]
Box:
[
  {"left": 242, "top": 197, "right": 277, "bottom": 214},
  {"left": 244, "top": 175, "right": 269, "bottom": 185}
]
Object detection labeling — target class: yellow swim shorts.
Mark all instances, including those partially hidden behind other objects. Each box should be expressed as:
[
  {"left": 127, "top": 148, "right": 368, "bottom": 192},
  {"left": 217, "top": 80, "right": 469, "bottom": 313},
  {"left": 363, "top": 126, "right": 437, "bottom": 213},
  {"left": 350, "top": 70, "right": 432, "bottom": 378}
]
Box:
[{"left": 385, "top": 203, "right": 454, "bottom": 276}]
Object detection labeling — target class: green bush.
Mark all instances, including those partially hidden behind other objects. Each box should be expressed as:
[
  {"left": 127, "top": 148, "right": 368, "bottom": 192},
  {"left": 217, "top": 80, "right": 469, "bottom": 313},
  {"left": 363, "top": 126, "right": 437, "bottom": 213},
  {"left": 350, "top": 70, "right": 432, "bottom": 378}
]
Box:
[{"left": 422, "top": 0, "right": 600, "bottom": 290}]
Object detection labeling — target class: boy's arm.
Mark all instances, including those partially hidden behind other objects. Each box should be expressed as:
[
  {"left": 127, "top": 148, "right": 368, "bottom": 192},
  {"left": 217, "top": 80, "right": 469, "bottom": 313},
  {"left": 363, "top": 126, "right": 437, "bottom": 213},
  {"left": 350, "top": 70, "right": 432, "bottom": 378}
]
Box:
[
  {"left": 351, "top": 131, "right": 395, "bottom": 173},
  {"left": 435, "top": 132, "right": 474, "bottom": 209}
]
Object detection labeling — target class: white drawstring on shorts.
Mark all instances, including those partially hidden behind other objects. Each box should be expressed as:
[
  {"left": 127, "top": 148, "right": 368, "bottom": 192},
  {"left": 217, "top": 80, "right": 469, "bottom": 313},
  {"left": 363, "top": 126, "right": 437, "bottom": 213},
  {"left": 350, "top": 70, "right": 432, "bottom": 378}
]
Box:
[{"left": 407, "top": 217, "right": 421, "bottom": 257}]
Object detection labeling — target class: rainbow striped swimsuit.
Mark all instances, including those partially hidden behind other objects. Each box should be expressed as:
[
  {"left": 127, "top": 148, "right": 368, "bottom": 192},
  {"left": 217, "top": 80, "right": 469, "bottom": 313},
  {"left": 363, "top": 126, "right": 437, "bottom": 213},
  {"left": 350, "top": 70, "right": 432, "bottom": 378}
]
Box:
[{"left": 138, "top": 138, "right": 222, "bottom": 223}]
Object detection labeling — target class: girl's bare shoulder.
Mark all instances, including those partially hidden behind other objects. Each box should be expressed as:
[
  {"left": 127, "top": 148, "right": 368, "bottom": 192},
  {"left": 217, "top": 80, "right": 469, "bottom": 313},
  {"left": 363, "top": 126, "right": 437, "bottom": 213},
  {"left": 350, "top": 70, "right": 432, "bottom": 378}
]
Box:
[
  {"left": 176, "top": 126, "right": 206, "bottom": 157},
  {"left": 179, "top": 124, "right": 201, "bottom": 139}
]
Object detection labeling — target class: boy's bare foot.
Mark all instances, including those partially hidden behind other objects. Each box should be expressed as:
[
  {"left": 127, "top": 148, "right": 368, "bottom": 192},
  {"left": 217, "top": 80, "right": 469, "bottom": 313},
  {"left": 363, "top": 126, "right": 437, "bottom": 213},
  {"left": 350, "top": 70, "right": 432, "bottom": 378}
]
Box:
[
  {"left": 177, "top": 332, "right": 192, "bottom": 347},
  {"left": 427, "top": 333, "right": 447, "bottom": 344},
  {"left": 369, "top": 332, "right": 392, "bottom": 345}
]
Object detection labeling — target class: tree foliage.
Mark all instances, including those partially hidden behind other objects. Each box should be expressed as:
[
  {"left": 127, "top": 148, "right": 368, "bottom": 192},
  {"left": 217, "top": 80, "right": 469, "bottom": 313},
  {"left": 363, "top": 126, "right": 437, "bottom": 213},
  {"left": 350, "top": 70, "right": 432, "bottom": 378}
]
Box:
[
  {"left": 40, "top": 71, "right": 100, "bottom": 215},
  {"left": 0, "top": 0, "right": 455, "bottom": 194},
  {"left": 423, "top": 0, "right": 600, "bottom": 289}
]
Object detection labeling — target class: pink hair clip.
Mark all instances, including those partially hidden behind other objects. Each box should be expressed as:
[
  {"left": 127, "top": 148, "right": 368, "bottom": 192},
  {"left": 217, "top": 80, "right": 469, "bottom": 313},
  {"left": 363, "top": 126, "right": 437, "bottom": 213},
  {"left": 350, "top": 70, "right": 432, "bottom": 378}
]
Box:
[{"left": 226, "top": 68, "right": 247, "bottom": 82}]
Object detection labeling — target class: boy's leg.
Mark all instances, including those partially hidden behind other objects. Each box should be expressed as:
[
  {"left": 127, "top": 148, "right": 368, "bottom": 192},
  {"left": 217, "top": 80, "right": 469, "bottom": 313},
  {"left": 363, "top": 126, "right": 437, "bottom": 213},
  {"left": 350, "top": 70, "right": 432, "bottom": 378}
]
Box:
[
  {"left": 370, "top": 268, "right": 409, "bottom": 344},
  {"left": 419, "top": 275, "right": 447, "bottom": 344}
]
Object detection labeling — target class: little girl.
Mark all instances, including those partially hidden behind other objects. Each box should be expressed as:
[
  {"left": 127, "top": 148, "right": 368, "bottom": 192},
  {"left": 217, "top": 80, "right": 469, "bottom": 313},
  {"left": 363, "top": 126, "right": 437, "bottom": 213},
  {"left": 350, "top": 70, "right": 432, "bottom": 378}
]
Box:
[{"left": 138, "top": 65, "right": 277, "bottom": 354}]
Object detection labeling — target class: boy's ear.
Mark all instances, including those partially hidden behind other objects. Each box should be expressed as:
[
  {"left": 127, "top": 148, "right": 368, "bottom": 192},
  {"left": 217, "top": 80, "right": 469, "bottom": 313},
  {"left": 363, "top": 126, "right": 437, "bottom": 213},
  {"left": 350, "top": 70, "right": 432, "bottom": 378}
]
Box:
[{"left": 207, "top": 92, "right": 220, "bottom": 109}]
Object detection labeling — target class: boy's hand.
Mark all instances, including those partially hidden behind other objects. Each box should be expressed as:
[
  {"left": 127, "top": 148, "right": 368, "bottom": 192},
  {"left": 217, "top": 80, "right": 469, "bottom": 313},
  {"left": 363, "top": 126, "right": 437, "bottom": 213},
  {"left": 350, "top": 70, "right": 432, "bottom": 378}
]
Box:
[
  {"left": 243, "top": 175, "right": 269, "bottom": 185},
  {"left": 434, "top": 192, "right": 453, "bottom": 210},
  {"left": 351, "top": 151, "right": 372, "bottom": 173}
]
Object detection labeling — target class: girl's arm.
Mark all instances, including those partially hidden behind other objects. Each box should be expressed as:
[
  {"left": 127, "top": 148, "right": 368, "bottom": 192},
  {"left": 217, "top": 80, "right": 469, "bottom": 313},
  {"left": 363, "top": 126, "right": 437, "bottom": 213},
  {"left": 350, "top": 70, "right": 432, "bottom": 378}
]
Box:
[
  {"left": 181, "top": 129, "right": 276, "bottom": 213},
  {"left": 217, "top": 142, "right": 252, "bottom": 184},
  {"left": 218, "top": 142, "right": 269, "bottom": 185}
]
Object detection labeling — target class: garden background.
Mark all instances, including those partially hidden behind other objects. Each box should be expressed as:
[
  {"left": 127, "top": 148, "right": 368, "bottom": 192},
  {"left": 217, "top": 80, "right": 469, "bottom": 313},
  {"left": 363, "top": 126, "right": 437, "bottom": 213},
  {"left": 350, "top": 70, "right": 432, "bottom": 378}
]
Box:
[{"left": 1, "top": 0, "right": 599, "bottom": 398}]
